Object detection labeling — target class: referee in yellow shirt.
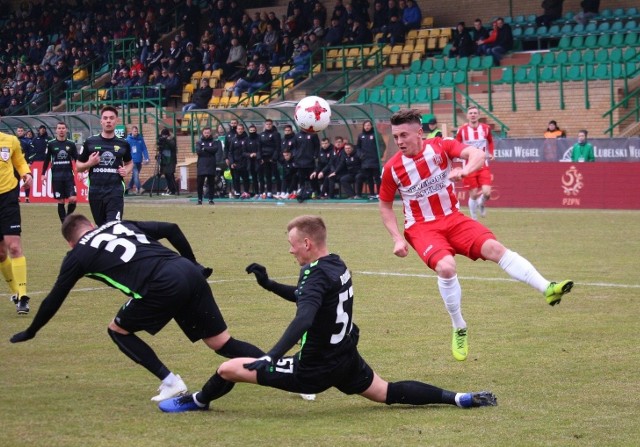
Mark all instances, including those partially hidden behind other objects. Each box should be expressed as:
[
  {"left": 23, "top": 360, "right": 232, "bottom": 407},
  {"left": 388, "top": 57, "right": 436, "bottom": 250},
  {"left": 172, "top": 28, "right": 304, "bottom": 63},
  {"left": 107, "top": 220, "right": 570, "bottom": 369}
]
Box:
[{"left": 0, "top": 130, "right": 33, "bottom": 314}]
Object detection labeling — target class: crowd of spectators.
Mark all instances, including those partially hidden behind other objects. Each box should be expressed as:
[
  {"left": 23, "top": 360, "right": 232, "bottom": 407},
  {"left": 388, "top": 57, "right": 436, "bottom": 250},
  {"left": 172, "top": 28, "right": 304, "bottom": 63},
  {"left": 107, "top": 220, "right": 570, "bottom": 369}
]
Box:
[{"left": 0, "top": 0, "right": 428, "bottom": 116}]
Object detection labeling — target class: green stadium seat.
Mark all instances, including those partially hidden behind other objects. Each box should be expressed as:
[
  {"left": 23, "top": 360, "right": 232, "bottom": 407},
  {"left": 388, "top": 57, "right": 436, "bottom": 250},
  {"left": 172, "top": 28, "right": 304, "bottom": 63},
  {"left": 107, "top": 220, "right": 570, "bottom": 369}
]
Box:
[
  {"left": 441, "top": 71, "right": 455, "bottom": 86},
  {"left": 421, "top": 58, "right": 434, "bottom": 72},
  {"left": 566, "top": 65, "right": 582, "bottom": 81},
  {"left": 627, "top": 7, "right": 638, "bottom": 17},
  {"left": 469, "top": 56, "right": 482, "bottom": 70},
  {"left": 457, "top": 57, "right": 469, "bottom": 71},
  {"left": 417, "top": 72, "right": 430, "bottom": 86},
  {"left": 445, "top": 58, "right": 457, "bottom": 71},
  {"left": 597, "top": 34, "right": 611, "bottom": 48},
  {"left": 597, "top": 22, "right": 611, "bottom": 33},
  {"left": 367, "top": 88, "right": 382, "bottom": 103},
  {"left": 411, "top": 87, "right": 429, "bottom": 103},
  {"left": 547, "top": 25, "right": 560, "bottom": 37},
  {"left": 594, "top": 64, "right": 609, "bottom": 80},
  {"left": 568, "top": 50, "right": 582, "bottom": 64},
  {"left": 610, "top": 21, "right": 624, "bottom": 33},
  {"left": 406, "top": 73, "right": 418, "bottom": 86},
  {"left": 391, "top": 88, "right": 408, "bottom": 104},
  {"left": 515, "top": 66, "right": 529, "bottom": 83},
  {"left": 582, "top": 49, "right": 596, "bottom": 63},
  {"left": 562, "top": 11, "right": 574, "bottom": 22},
  {"left": 394, "top": 74, "right": 406, "bottom": 87},
  {"left": 609, "top": 47, "right": 623, "bottom": 63},
  {"left": 572, "top": 23, "right": 584, "bottom": 34},
  {"left": 499, "top": 67, "right": 514, "bottom": 83},
  {"left": 595, "top": 48, "right": 609, "bottom": 63},
  {"left": 555, "top": 50, "right": 569, "bottom": 64},
  {"left": 409, "top": 59, "right": 422, "bottom": 73},
  {"left": 528, "top": 52, "right": 543, "bottom": 66},
  {"left": 542, "top": 51, "right": 555, "bottom": 65},
  {"left": 429, "top": 72, "right": 442, "bottom": 85},
  {"left": 453, "top": 71, "right": 467, "bottom": 84},
  {"left": 540, "top": 66, "right": 557, "bottom": 82},
  {"left": 623, "top": 32, "right": 638, "bottom": 47},
  {"left": 382, "top": 74, "right": 395, "bottom": 87},
  {"left": 357, "top": 89, "right": 368, "bottom": 103},
  {"left": 610, "top": 33, "right": 625, "bottom": 48},
  {"left": 557, "top": 35, "right": 571, "bottom": 50},
  {"left": 623, "top": 47, "right": 637, "bottom": 61},
  {"left": 612, "top": 8, "right": 625, "bottom": 18},
  {"left": 526, "top": 14, "right": 537, "bottom": 22},
  {"left": 584, "top": 22, "right": 598, "bottom": 34},
  {"left": 430, "top": 87, "right": 441, "bottom": 100},
  {"left": 612, "top": 63, "right": 624, "bottom": 78},
  {"left": 625, "top": 20, "right": 638, "bottom": 31},
  {"left": 600, "top": 9, "right": 612, "bottom": 19},
  {"left": 433, "top": 58, "right": 446, "bottom": 72},
  {"left": 481, "top": 56, "right": 494, "bottom": 69},
  {"left": 512, "top": 27, "right": 523, "bottom": 38},
  {"left": 513, "top": 15, "right": 525, "bottom": 25},
  {"left": 570, "top": 35, "right": 584, "bottom": 49},
  {"left": 584, "top": 35, "right": 598, "bottom": 48}
]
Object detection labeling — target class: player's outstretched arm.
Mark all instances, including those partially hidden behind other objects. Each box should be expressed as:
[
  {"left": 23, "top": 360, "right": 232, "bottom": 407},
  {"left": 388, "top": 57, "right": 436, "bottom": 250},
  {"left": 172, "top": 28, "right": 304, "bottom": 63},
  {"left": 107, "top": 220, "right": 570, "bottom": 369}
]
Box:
[{"left": 246, "top": 263, "right": 297, "bottom": 302}]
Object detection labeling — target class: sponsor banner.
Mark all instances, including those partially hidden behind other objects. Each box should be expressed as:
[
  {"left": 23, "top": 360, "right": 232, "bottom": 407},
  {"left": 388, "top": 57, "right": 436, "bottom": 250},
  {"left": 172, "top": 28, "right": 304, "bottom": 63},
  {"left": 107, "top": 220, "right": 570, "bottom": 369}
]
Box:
[
  {"left": 493, "top": 137, "right": 640, "bottom": 162},
  {"left": 20, "top": 161, "right": 89, "bottom": 203},
  {"left": 456, "top": 162, "right": 640, "bottom": 209}
]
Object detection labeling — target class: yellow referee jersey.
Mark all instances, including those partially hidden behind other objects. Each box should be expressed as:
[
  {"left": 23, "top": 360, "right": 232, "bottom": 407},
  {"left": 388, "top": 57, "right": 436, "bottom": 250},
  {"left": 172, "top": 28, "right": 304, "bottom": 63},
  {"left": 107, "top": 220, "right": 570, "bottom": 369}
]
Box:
[{"left": 0, "top": 131, "right": 31, "bottom": 194}]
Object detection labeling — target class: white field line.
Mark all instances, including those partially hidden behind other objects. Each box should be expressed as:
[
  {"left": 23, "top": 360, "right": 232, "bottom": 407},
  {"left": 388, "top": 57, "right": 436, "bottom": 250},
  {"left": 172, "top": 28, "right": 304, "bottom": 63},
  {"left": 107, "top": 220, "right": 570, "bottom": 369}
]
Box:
[{"left": 29, "top": 271, "right": 639, "bottom": 298}]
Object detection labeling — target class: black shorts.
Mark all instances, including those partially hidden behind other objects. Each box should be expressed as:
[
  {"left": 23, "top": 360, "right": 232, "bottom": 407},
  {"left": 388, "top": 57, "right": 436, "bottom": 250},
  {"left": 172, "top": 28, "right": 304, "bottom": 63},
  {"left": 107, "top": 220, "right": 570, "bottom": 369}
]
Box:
[
  {"left": 89, "top": 195, "right": 124, "bottom": 226},
  {"left": 0, "top": 186, "right": 21, "bottom": 237},
  {"left": 257, "top": 348, "right": 375, "bottom": 396},
  {"left": 52, "top": 178, "right": 77, "bottom": 200},
  {"left": 114, "top": 258, "right": 227, "bottom": 342}
]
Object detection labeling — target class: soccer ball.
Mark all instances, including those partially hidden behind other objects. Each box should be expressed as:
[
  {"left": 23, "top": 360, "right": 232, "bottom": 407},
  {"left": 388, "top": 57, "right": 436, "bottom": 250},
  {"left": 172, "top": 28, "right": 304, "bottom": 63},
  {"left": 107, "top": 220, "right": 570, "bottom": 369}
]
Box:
[{"left": 294, "top": 96, "right": 331, "bottom": 133}]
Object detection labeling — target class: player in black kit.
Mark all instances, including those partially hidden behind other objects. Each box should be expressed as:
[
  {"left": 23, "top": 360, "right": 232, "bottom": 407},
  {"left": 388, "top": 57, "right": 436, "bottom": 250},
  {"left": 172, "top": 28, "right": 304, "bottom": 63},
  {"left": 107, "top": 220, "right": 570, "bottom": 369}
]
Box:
[
  {"left": 76, "top": 106, "right": 133, "bottom": 225},
  {"left": 42, "top": 122, "right": 78, "bottom": 222},
  {"left": 158, "top": 215, "right": 497, "bottom": 412},
  {"left": 10, "top": 214, "right": 265, "bottom": 403}
]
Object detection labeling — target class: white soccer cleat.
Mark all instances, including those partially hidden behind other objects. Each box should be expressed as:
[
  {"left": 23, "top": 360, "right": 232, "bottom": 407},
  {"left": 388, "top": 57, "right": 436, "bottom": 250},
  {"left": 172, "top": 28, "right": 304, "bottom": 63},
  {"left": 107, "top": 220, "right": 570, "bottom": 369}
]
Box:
[
  {"left": 151, "top": 375, "right": 188, "bottom": 402},
  {"left": 300, "top": 393, "right": 316, "bottom": 401}
]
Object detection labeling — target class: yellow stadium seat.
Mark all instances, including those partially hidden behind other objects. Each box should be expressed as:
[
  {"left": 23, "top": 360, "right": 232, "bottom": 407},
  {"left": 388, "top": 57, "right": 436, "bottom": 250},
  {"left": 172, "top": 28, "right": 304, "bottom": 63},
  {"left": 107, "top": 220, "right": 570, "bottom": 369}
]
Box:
[{"left": 421, "top": 16, "right": 434, "bottom": 28}]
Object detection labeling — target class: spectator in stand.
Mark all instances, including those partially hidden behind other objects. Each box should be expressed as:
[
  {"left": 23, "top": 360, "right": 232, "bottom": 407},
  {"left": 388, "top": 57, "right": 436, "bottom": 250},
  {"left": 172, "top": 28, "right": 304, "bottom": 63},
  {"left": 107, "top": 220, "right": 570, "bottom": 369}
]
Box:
[
  {"left": 231, "top": 60, "right": 258, "bottom": 96},
  {"left": 178, "top": 54, "right": 201, "bottom": 85},
  {"left": 355, "top": 120, "right": 382, "bottom": 199},
  {"left": 235, "top": 62, "right": 272, "bottom": 97},
  {"left": 179, "top": 0, "right": 201, "bottom": 43},
  {"left": 5, "top": 98, "right": 23, "bottom": 116},
  {"left": 129, "top": 68, "right": 149, "bottom": 100},
  {"left": 182, "top": 78, "right": 212, "bottom": 111},
  {"left": 146, "top": 42, "right": 164, "bottom": 72},
  {"left": 41, "top": 45, "right": 56, "bottom": 67},
  {"left": 285, "top": 42, "right": 312, "bottom": 83},
  {"left": 129, "top": 56, "right": 145, "bottom": 76},
  {"left": 331, "top": 0, "right": 348, "bottom": 22},
  {"left": 162, "top": 40, "right": 183, "bottom": 68},
  {"left": 402, "top": 0, "right": 422, "bottom": 30},
  {"left": 344, "top": 18, "right": 373, "bottom": 45},
  {"left": 203, "top": 42, "right": 224, "bottom": 71},
  {"left": 304, "top": 32, "right": 322, "bottom": 54},
  {"left": 270, "top": 33, "right": 292, "bottom": 67},
  {"left": 68, "top": 58, "right": 89, "bottom": 88},
  {"left": 536, "top": 0, "right": 564, "bottom": 27},
  {"left": 156, "top": 6, "right": 174, "bottom": 34},
  {"left": 223, "top": 38, "right": 247, "bottom": 80},
  {"left": 544, "top": 120, "right": 566, "bottom": 138},
  {"left": 472, "top": 19, "right": 490, "bottom": 56},
  {"left": 575, "top": 0, "right": 600, "bottom": 25},
  {"left": 323, "top": 17, "right": 345, "bottom": 47},
  {"left": 160, "top": 70, "right": 181, "bottom": 104},
  {"left": 259, "top": 23, "right": 281, "bottom": 57},
  {"left": 371, "top": 1, "right": 389, "bottom": 34},
  {"left": 378, "top": 14, "right": 405, "bottom": 45},
  {"left": 478, "top": 18, "right": 512, "bottom": 66},
  {"left": 570, "top": 130, "right": 595, "bottom": 162},
  {"left": 449, "top": 22, "right": 475, "bottom": 58},
  {"left": 0, "top": 87, "right": 12, "bottom": 113},
  {"left": 310, "top": 3, "right": 327, "bottom": 28}
]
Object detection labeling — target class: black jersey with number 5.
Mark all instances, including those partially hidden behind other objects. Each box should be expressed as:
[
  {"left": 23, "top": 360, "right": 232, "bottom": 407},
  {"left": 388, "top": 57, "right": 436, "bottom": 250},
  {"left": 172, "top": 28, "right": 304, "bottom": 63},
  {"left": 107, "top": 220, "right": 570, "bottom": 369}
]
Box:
[
  {"left": 295, "top": 254, "right": 356, "bottom": 367},
  {"left": 78, "top": 134, "right": 131, "bottom": 197}
]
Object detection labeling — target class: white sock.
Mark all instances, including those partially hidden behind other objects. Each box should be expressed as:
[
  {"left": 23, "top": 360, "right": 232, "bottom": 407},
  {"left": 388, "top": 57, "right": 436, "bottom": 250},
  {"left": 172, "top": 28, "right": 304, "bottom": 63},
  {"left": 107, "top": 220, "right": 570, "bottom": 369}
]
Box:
[
  {"left": 162, "top": 372, "right": 178, "bottom": 386},
  {"left": 468, "top": 198, "right": 478, "bottom": 217},
  {"left": 438, "top": 275, "right": 466, "bottom": 329},
  {"left": 498, "top": 249, "right": 549, "bottom": 293},
  {"left": 478, "top": 195, "right": 486, "bottom": 206}
]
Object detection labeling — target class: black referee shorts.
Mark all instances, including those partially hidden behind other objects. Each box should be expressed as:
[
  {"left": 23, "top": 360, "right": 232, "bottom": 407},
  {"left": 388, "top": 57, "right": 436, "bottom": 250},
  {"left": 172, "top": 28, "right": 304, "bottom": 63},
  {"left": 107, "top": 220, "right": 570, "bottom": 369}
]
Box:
[{"left": 0, "top": 186, "right": 22, "bottom": 237}]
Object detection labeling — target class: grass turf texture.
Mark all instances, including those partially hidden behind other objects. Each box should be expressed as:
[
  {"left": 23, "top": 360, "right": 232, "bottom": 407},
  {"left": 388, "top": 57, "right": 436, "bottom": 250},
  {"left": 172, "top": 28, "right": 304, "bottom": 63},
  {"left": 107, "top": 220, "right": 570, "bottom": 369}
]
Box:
[{"left": 2, "top": 200, "right": 639, "bottom": 447}]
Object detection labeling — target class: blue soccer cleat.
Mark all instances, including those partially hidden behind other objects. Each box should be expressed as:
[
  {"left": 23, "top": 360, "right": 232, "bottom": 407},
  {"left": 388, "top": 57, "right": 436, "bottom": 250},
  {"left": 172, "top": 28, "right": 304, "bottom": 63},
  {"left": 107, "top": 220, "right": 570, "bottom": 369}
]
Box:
[{"left": 158, "top": 393, "right": 209, "bottom": 413}]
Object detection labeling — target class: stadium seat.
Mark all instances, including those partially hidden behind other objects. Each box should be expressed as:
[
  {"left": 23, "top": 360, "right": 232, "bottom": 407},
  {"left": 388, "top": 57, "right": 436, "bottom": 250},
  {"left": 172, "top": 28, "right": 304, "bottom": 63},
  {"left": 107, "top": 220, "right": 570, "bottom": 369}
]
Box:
[
  {"left": 595, "top": 48, "right": 609, "bottom": 63},
  {"left": 582, "top": 49, "right": 596, "bottom": 64},
  {"left": 406, "top": 73, "right": 418, "bottom": 86},
  {"left": 409, "top": 59, "right": 422, "bottom": 73},
  {"left": 499, "top": 67, "right": 514, "bottom": 84},
  {"left": 557, "top": 35, "right": 571, "bottom": 50},
  {"left": 417, "top": 72, "right": 430, "bottom": 86},
  {"left": 382, "top": 74, "right": 395, "bottom": 87},
  {"left": 429, "top": 72, "right": 442, "bottom": 86},
  {"left": 445, "top": 58, "right": 457, "bottom": 71},
  {"left": 609, "top": 47, "right": 623, "bottom": 63},
  {"left": 568, "top": 50, "right": 581, "bottom": 64},
  {"left": 457, "top": 57, "right": 469, "bottom": 71},
  {"left": 570, "top": 35, "right": 584, "bottom": 49},
  {"left": 625, "top": 20, "right": 638, "bottom": 31},
  {"left": 584, "top": 35, "right": 598, "bottom": 49},
  {"left": 542, "top": 51, "right": 555, "bottom": 65},
  {"left": 610, "top": 21, "right": 624, "bottom": 33},
  {"left": 555, "top": 50, "right": 569, "bottom": 64},
  {"left": 515, "top": 66, "right": 529, "bottom": 83},
  {"left": 394, "top": 73, "right": 406, "bottom": 87},
  {"left": 594, "top": 64, "right": 609, "bottom": 80},
  {"left": 481, "top": 56, "right": 494, "bottom": 69},
  {"left": 421, "top": 17, "right": 434, "bottom": 28},
  {"left": 469, "top": 56, "right": 482, "bottom": 70},
  {"left": 421, "top": 58, "right": 434, "bottom": 72},
  {"left": 565, "top": 65, "right": 582, "bottom": 81},
  {"left": 181, "top": 84, "right": 194, "bottom": 103},
  {"left": 433, "top": 58, "right": 446, "bottom": 72},
  {"left": 623, "top": 32, "right": 638, "bottom": 47}
]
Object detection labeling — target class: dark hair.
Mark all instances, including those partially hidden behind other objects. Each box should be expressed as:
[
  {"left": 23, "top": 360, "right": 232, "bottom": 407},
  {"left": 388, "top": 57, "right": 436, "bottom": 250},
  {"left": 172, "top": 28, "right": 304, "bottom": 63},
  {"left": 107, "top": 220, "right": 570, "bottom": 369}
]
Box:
[
  {"left": 390, "top": 109, "right": 422, "bottom": 126},
  {"left": 579, "top": 129, "right": 588, "bottom": 136},
  {"left": 160, "top": 127, "right": 171, "bottom": 136},
  {"left": 100, "top": 105, "right": 118, "bottom": 117}
]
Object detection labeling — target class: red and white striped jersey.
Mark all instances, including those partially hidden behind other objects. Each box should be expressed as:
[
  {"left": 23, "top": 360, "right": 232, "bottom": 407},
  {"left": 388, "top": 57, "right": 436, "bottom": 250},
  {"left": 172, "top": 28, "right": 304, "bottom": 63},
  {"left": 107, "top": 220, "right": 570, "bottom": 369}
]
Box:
[
  {"left": 380, "top": 137, "right": 465, "bottom": 228},
  {"left": 456, "top": 123, "right": 494, "bottom": 167}
]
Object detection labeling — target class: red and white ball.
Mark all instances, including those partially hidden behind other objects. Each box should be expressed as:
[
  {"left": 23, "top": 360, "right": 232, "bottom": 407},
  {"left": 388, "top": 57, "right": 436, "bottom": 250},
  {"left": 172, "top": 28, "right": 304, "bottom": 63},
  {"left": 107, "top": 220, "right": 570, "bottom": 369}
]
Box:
[{"left": 294, "top": 96, "right": 331, "bottom": 133}]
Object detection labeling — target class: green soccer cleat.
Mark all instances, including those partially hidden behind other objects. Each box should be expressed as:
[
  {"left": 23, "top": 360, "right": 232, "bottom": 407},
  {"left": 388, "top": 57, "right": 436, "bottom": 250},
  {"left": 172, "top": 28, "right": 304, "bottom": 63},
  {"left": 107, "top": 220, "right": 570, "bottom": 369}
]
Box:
[
  {"left": 452, "top": 328, "right": 468, "bottom": 361},
  {"left": 545, "top": 280, "right": 574, "bottom": 306}
]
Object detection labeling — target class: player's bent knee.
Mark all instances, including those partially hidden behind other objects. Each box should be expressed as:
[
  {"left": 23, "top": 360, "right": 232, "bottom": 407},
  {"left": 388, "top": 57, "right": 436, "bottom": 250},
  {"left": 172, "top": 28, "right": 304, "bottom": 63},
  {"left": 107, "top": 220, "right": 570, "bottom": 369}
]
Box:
[
  {"left": 218, "top": 358, "right": 255, "bottom": 383},
  {"left": 107, "top": 320, "right": 129, "bottom": 334}
]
